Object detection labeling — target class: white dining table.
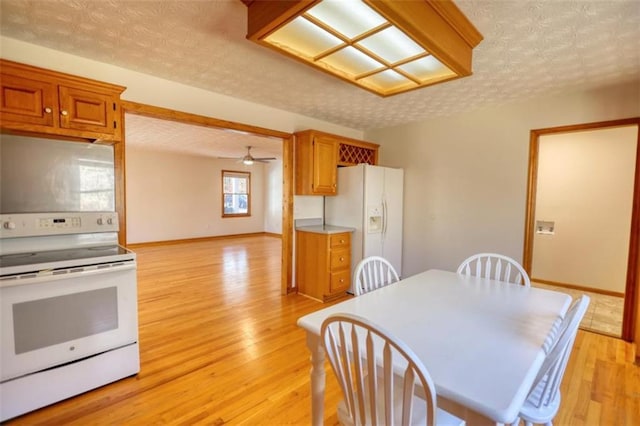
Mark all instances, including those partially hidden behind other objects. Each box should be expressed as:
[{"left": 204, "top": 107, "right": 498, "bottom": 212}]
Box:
[{"left": 297, "top": 269, "right": 572, "bottom": 425}]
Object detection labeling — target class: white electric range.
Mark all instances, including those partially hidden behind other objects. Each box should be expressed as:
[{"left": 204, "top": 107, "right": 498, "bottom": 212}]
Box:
[{"left": 0, "top": 212, "right": 139, "bottom": 422}]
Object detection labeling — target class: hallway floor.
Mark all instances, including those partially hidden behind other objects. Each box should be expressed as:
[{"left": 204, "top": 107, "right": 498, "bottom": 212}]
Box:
[{"left": 532, "top": 281, "right": 624, "bottom": 337}]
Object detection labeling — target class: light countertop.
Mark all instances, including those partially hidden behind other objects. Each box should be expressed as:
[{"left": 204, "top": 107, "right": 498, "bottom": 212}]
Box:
[{"left": 295, "top": 225, "right": 355, "bottom": 234}]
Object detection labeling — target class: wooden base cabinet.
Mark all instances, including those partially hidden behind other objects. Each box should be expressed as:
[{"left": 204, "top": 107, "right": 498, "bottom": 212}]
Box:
[
  {"left": 296, "top": 230, "right": 351, "bottom": 302},
  {"left": 0, "top": 59, "right": 125, "bottom": 142}
]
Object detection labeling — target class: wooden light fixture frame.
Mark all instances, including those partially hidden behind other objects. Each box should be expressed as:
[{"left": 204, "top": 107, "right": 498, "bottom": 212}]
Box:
[{"left": 242, "top": 0, "right": 483, "bottom": 97}]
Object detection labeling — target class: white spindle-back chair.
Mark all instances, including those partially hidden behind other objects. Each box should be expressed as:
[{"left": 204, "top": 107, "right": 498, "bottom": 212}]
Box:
[
  {"left": 321, "top": 313, "right": 464, "bottom": 426},
  {"left": 456, "top": 253, "right": 531, "bottom": 287},
  {"left": 353, "top": 256, "right": 400, "bottom": 296},
  {"left": 517, "top": 295, "right": 590, "bottom": 426}
]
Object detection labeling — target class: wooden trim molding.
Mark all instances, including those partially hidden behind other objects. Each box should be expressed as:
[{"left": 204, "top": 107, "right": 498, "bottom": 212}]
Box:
[
  {"left": 282, "top": 135, "right": 294, "bottom": 295},
  {"left": 629, "top": 120, "right": 640, "bottom": 347},
  {"left": 127, "top": 233, "right": 276, "bottom": 249},
  {"left": 263, "top": 232, "right": 282, "bottom": 239},
  {"left": 522, "top": 130, "right": 540, "bottom": 273},
  {"left": 121, "top": 101, "right": 291, "bottom": 140},
  {"left": 532, "top": 278, "right": 625, "bottom": 298},
  {"left": 115, "top": 107, "right": 127, "bottom": 247},
  {"left": 121, "top": 101, "right": 294, "bottom": 295},
  {"left": 523, "top": 117, "right": 640, "bottom": 343}
]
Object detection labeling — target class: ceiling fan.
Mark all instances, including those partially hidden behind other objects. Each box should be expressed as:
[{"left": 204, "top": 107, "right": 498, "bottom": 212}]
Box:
[{"left": 219, "top": 146, "right": 276, "bottom": 165}]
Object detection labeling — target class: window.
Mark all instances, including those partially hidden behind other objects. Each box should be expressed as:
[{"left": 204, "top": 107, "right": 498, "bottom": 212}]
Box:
[
  {"left": 222, "top": 170, "right": 251, "bottom": 217},
  {"left": 79, "top": 158, "right": 115, "bottom": 211}
]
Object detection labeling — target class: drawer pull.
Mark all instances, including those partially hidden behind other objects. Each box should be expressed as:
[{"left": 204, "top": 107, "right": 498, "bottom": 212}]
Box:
[
  {"left": 44, "top": 107, "right": 52, "bottom": 114},
  {"left": 340, "top": 239, "right": 345, "bottom": 244},
  {"left": 61, "top": 110, "right": 69, "bottom": 116},
  {"left": 340, "top": 278, "right": 344, "bottom": 283},
  {"left": 340, "top": 257, "right": 345, "bottom": 262}
]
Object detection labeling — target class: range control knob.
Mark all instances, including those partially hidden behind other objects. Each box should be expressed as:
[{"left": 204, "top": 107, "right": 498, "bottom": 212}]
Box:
[
  {"left": 107, "top": 217, "right": 113, "bottom": 225},
  {"left": 97, "top": 218, "right": 104, "bottom": 225},
  {"left": 3, "top": 221, "right": 16, "bottom": 230}
]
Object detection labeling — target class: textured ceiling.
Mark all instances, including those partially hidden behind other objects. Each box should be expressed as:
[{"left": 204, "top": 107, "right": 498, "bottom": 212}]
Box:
[
  {"left": 1, "top": 0, "right": 639, "bottom": 155},
  {"left": 125, "top": 113, "right": 283, "bottom": 160}
]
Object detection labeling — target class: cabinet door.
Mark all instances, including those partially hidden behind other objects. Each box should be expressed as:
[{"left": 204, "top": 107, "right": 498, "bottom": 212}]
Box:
[
  {"left": 312, "top": 136, "right": 338, "bottom": 195},
  {"left": 0, "top": 74, "right": 56, "bottom": 127},
  {"left": 58, "top": 85, "right": 118, "bottom": 135}
]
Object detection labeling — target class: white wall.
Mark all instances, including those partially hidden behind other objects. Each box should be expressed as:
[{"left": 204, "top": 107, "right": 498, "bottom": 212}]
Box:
[
  {"left": 365, "top": 81, "right": 640, "bottom": 278},
  {"left": 293, "top": 196, "right": 325, "bottom": 220},
  {"left": 263, "top": 161, "right": 283, "bottom": 234},
  {"left": 126, "top": 147, "right": 267, "bottom": 243},
  {"left": 532, "top": 126, "right": 637, "bottom": 293}
]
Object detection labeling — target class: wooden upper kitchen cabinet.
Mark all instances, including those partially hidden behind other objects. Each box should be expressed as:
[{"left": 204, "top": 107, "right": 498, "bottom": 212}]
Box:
[
  {"left": 0, "top": 59, "right": 125, "bottom": 142},
  {"left": 294, "top": 129, "right": 340, "bottom": 195},
  {"left": 296, "top": 229, "right": 351, "bottom": 302},
  {"left": 294, "top": 129, "right": 380, "bottom": 196}
]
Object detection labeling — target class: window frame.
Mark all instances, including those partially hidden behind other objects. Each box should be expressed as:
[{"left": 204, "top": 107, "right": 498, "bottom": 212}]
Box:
[{"left": 221, "top": 170, "right": 251, "bottom": 218}]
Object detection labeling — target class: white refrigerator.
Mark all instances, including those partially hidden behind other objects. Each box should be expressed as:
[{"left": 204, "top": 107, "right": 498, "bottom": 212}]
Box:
[{"left": 325, "top": 164, "right": 404, "bottom": 292}]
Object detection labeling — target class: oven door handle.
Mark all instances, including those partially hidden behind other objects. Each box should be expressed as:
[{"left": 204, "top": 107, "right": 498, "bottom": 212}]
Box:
[{"left": 0, "top": 262, "right": 136, "bottom": 288}]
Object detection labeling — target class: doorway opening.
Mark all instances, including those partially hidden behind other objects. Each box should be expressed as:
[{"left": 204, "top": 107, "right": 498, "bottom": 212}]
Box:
[
  {"left": 523, "top": 118, "right": 640, "bottom": 341},
  {"left": 117, "top": 101, "right": 295, "bottom": 295}
]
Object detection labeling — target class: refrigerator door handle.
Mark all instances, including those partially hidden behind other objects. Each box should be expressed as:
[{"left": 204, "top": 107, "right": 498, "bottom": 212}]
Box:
[{"left": 382, "top": 198, "right": 388, "bottom": 240}]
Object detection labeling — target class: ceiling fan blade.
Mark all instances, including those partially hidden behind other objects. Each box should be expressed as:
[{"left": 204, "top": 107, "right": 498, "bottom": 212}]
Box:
[{"left": 254, "top": 157, "right": 277, "bottom": 161}]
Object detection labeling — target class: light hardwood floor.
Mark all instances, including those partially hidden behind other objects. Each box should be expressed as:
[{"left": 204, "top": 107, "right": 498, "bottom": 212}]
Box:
[{"left": 6, "top": 236, "right": 639, "bottom": 425}]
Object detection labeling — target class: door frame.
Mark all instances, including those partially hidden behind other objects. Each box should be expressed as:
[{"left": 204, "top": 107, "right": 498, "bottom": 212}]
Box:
[
  {"left": 523, "top": 117, "right": 640, "bottom": 342},
  {"left": 117, "top": 101, "right": 295, "bottom": 295}
]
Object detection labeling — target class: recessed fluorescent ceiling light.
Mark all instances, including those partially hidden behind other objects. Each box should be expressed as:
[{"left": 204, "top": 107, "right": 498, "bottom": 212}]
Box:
[{"left": 244, "top": 0, "right": 483, "bottom": 97}]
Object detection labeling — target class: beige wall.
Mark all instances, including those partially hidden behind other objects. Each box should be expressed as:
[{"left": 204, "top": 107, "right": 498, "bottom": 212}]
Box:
[
  {"left": 365, "top": 81, "right": 640, "bottom": 279},
  {"left": 126, "top": 147, "right": 270, "bottom": 243},
  {"left": 532, "top": 126, "right": 637, "bottom": 293}
]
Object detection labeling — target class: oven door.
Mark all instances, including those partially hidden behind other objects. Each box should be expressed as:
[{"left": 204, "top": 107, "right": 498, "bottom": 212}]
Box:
[{"left": 1, "top": 263, "right": 138, "bottom": 382}]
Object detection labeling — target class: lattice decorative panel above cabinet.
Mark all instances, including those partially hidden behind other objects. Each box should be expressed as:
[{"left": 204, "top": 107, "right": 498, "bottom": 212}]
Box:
[{"left": 338, "top": 143, "right": 378, "bottom": 166}]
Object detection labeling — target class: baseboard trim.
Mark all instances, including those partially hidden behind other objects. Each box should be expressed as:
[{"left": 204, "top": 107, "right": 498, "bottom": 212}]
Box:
[
  {"left": 127, "top": 232, "right": 281, "bottom": 249},
  {"left": 263, "top": 232, "right": 282, "bottom": 239},
  {"left": 532, "top": 278, "right": 625, "bottom": 298}
]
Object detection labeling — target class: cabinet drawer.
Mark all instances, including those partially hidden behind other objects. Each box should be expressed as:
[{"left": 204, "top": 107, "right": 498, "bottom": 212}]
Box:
[
  {"left": 330, "top": 249, "right": 350, "bottom": 270},
  {"left": 330, "top": 233, "right": 350, "bottom": 248},
  {"left": 330, "top": 270, "right": 350, "bottom": 293}
]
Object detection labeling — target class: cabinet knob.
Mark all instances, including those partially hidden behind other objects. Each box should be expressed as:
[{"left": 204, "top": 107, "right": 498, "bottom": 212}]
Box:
[
  {"left": 340, "top": 257, "right": 344, "bottom": 262},
  {"left": 340, "top": 278, "right": 344, "bottom": 283},
  {"left": 44, "top": 107, "right": 52, "bottom": 114},
  {"left": 61, "top": 110, "right": 69, "bottom": 116},
  {"left": 340, "top": 239, "right": 345, "bottom": 244}
]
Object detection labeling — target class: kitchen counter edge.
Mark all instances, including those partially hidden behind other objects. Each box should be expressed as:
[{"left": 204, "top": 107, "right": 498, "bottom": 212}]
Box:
[{"left": 295, "top": 225, "right": 355, "bottom": 235}]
